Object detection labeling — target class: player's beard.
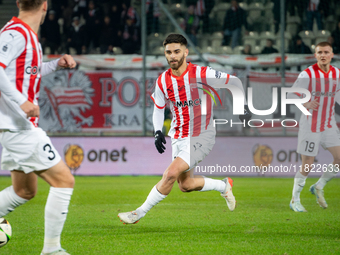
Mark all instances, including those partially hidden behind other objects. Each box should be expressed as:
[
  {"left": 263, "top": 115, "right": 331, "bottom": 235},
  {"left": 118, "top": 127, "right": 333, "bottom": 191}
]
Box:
[{"left": 168, "top": 54, "right": 185, "bottom": 70}]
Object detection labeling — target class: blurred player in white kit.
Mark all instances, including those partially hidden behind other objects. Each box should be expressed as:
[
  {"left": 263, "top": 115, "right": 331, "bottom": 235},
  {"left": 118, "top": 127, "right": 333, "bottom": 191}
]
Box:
[
  {"left": 0, "top": 0, "right": 76, "bottom": 254},
  {"left": 118, "top": 34, "right": 251, "bottom": 224}
]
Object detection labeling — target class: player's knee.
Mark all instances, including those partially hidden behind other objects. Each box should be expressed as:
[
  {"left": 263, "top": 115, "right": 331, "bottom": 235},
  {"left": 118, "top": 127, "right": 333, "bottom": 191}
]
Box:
[
  {"left": 56, "top": 166, "right": 75, "bottom": 188},
  {"left": 332, "top": 155, "right": 340, "bottom": 165},
  {"left": 16, "top": 188, "right": 36, "bottom": 200},
  {"left": 66, "top": 173, "right": 75, "bottom": 188},
  {"left": 178, "top": 182, "right": 192, "bottom": 192},
  {"left": 164, "top": 169, "right": 178, "bottom": 184}
]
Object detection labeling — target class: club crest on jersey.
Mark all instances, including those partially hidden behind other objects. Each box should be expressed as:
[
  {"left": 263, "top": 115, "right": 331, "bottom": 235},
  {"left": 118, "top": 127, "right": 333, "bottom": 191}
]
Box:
[
  {"left": 25, "top": 66, "right": 39, "bottom": 75},
  {"left": 176, "top": 98, "right": 201, "bottom": 107},
  {"left": 215, "top": 70, "right": 221, "bottom": 79},
  {"left": 2, "top": 45, "right": 8, "bottom": 52},
  {"left": 0, "top": 42, "right": 11, "bottom": 57}
]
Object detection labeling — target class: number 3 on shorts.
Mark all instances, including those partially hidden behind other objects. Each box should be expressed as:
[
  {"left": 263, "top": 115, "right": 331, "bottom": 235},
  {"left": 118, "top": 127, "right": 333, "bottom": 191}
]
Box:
[{"left": 43, "top": 143, "right": 56, "bottom": 160}]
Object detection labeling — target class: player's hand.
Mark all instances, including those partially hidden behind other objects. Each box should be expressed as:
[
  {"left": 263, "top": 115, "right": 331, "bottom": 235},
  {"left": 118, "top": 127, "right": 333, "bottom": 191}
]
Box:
[
  {"left": 239, "top": 105, "right": 252, "bottom": 123},
  {"left": 303, "top": 99, "right": 319, "bottom": 111},
  {"left": 58, "top": 54, "right": 77, "bottom": 69},
  {"left": 20, "top": 100, "right": 39, "bottom": 118},
  {"left": 155, "top": 130, "right": 166, "bottom": 154}
]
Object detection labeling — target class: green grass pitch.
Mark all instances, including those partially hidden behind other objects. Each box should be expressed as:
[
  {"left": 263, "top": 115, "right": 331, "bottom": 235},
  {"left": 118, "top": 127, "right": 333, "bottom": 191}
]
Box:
[{"left": 0, "top": 176, "right": 339, "bottom": 255}]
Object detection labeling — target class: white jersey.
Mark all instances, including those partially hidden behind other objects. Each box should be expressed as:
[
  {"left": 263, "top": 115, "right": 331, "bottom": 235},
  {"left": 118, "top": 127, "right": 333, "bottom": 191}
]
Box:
[
  {"left": 0, "top": 17, "right": 43, "bottom": 130},
  {"left": 292, "top": 63, "right": 340, "bottom": 133},
  {"left": 151, "top": 62, "right": 244, "bottom": 139}
]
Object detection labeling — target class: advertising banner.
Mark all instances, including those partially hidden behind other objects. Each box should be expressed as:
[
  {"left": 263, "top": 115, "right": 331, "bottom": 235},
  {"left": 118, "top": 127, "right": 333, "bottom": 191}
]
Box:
[
  {"left": 0, "top": 137, "right": 334, "bottom": 177},
  {"left": 38, "top": 70, "right": 161, "bottom": 133}
]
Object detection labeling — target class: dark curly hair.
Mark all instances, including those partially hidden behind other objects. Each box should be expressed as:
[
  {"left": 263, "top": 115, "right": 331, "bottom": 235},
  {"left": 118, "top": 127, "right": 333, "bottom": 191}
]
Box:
[{"left": 163, "top": 34, "right": 188, "bottom": 47}]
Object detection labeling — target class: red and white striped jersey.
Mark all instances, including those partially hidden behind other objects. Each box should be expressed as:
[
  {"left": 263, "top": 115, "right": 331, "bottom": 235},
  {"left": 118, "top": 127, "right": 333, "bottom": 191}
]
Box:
[
  {"left": 0, "top": 17, "right": 42, "bottom": 130},
  {"left": 292, "top": 63, "right": 340, "bottom": 132},
  {"left": 307, "top": 0, "right": 319, "bottom": 11},
  {"left": 151, "top": 62, "right": 242, "bottom": 139}
]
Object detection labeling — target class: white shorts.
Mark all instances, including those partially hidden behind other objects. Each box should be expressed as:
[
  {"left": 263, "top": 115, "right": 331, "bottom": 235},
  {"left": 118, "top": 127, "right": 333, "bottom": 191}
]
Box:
[
  {"left": 172, "top": 136, "right": 215, "bottom": 171},
  {"left": 0, "top": 128, "right": 61, "bottom": 173},
  {"left": 297, "top": 127, "right": 340, "bottom": 156}
]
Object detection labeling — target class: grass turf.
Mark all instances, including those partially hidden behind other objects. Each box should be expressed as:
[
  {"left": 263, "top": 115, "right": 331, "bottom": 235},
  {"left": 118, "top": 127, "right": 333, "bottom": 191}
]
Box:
[{"left": 0, "top": 176, "right": 339, "bottom": 255}]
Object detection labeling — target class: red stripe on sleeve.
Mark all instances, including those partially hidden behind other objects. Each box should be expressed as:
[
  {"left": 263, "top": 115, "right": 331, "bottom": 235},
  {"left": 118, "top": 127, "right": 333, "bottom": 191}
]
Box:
[
  {"left": 157, "top": 76, "right": 165, "bottom": 95},
  {"left": 27, "top": 31, "right": 38, "bottom": 102},
  {"left": 312, "top": 65, "right": 320, "bottom": 132},
  {"left": 201, "top": 66, "right": 211, "bottom": 130},
  {"left": 225, "top": 73, "right": 230, "bottom": 84},
  {"left": 151, "top": 95, "right": 166, "bottom": 109},
  {"left": 327, "top": 68, "right": 337, "bottom": 128},
  {"left": 166, "top": 73, "right": 181, "bottom": 139},
  {"left": 190, "top": 65, "right": 201, "bottom": 137},
  {"left": 9, "top": 27, "right": 28, "bottom": 94}
]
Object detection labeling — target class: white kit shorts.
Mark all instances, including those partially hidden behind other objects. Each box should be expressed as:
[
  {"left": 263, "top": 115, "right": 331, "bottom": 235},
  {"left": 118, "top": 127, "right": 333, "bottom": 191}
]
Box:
[
  {"left": 171, "top": 136, "right": 215, "bottom": 171},
  {"left": 297, "top": 126, "right": 340, "bottom": 157},
  {"left": 0, "top": 128, "right": 61, "bottom": 173}
]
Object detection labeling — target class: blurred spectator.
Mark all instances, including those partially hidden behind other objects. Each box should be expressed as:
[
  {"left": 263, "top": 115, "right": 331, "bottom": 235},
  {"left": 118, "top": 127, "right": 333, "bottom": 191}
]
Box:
[
  {"left": 61, "top": 1, "right": 74, "bottom": 31},
  {"left": 84, "top": 0, "right": 102, "bottom": 52},
  {"left": 121, "top": 16, "right": 140, "bottom": 54},
  {"left": 327, "top": 36, "right": 339, "bottom": 54},
  {"left": 242, "top": 44, "right": 253, "bottom": 55},
  {"left": 73, "top": 0, "right": 88, "bottom": 18},
  {"left": 119, "top": 1, "right": 140, "bottom": 53},
  {"left": 40, "top": 10, "right": 61, "bottom": 54},
  {"left": 181, "top": 5, "right": 200, "bottom": 46},
  {"left": 194, "top": 0, "right": 205, "bottom": 19},
  {"left": 330, "top": 20, "right": 340, "bottom": 54},
  {"left": 51, "top": 0, "right": 68, "bottom": 19},
  {"left": 109, "top": 3, "right": 122, "bottom": 26},
  {"left": 288, "top": 35, "right": 312, "bottom": 54},
  {"left": 146, "top": 0, "right": 160, "bottom": 35},
  {"left": 120, "top": 1, "right": 140, "bottom": 27},
  {"left": 201, "top": 0, "right": 215, "bottom": 33},
  {"left": 261, "top": 39, "right": 278, "bottom": 54},
  {"left": 273, "top": 0, "right": 287, "bottom": 34},
  {"left": 108, "top": 3, "right": 122, "bottom": 47},
  {"left": 99, "top": 16, "right": 115, "bottom": 54},
  {"left": 66, "top": 16, "right": 87, "bottom": 55},
  {"left": 286, "top": 0, "right": 305, "bottom": 17},
  {"left": 222, "top": 0, "right": 248, "bottom": 49},
  {"left": 306, "top": 0, "right": 323, "bottom": 31}
]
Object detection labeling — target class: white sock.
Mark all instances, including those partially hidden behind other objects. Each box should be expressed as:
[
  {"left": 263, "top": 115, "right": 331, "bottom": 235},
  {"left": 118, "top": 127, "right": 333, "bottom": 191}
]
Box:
[
  {"left": 136, "top": 186, "right": 166, "bottom": 219},
  {"left": 200, "top": 178, "right": 226, "bottom": 193},
  {"left": 316, "top": 164, "right": 338, "bottom": 189},
  {"left": 292, "top": 171, "right": 307, "bottom": 202},
  {"left": 43, "top": 187, "right": 73, "bottom": 253},
  {"left": 0, "top": 186, "right": 28, "bottom": 217}
]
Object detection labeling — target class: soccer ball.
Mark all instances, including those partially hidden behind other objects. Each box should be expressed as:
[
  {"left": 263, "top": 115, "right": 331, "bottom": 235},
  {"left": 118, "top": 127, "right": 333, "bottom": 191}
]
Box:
[{"left": 0, "top": 218, "right": 12, "bottom": 247}]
